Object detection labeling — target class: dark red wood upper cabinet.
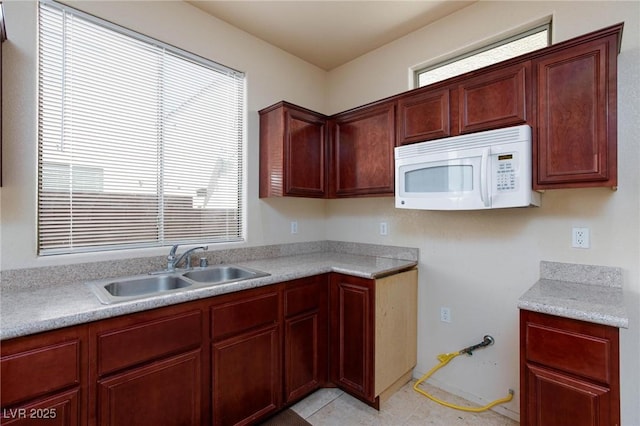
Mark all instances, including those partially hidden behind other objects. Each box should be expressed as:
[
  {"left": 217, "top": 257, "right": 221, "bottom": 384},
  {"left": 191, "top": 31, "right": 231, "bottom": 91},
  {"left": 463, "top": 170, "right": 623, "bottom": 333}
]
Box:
[
  {"left": 396, "top": 62, "right": 529, "bottom": 146},
  {"left": 520, "top": 310, "right": 620, "bottom": 426},
  {"left": 396, "top": 87, "right": 452, "bottom": 145},
  {"left": 259, "top": 102, "right": 328, "bottom": 198},
  {"left": 458, "top": 61, "right": 530, "bottom": 134},
  {"left": 533, "top": 26, "right": 621, "bottom": 190},
  {"left": 330, "top": 101, "right": 396, "bottom": 197},
  {"left": 258, "top": 24, "right": 622, "bottom": 197}
]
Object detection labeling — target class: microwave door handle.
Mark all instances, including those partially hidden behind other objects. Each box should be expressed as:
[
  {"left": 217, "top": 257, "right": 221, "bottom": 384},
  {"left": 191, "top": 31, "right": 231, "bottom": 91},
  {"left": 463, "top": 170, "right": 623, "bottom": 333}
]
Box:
[{"left": 480, "top": 147, "right": 490, "bottom": 207}]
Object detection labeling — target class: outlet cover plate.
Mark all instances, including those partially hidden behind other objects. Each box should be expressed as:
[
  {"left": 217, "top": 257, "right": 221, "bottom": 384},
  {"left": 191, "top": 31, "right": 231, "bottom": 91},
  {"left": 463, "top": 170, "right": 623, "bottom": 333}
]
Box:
[
  {"left": 572, "top": 227, "right": 590, "bottom": 249},
  {"left": 440, "top": 307, "right": 451, "bottom": 323}
]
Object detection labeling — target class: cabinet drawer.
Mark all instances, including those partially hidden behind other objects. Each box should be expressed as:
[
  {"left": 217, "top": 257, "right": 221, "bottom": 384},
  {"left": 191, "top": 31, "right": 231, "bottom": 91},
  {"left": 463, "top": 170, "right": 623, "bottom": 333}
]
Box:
[
  {"left": 284, "top": 275, "right": 326, "bottom": 317},
  {"left": 97, "top": 310, "right": 202, "bottom": 376},
  {"left": 0, "top": 389, "right": 80, "bottom": 426},
  {"left": 211, "top": 289, "right": 279, "bottom": 341},
  {"left": 524, "top": 319, "right": 612, "bottom": 384},
  {"left": 1, "top": 340, "right": 80, "bottom": 407}
]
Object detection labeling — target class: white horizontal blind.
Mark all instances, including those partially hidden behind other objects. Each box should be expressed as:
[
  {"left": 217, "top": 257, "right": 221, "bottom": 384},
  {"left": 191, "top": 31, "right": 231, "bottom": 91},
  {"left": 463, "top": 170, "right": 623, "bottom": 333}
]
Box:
[{"left": 38, "top": 1, "right": 245, "bottom": 255}]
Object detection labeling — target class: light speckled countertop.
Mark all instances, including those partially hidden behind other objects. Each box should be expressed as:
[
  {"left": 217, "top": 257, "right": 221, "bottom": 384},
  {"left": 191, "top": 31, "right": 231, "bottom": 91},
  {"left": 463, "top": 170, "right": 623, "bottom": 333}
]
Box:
[
  {"left": 518, "top": 261, "right": 628, "bottom": 328},
  {"left": 0, "top": 242, "right": 418, "bottom": 340}
]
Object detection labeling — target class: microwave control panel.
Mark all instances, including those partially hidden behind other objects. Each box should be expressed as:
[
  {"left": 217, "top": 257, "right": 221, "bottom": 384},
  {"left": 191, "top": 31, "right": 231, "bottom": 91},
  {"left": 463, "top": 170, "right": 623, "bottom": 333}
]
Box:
[{"left": 495, "top": 153, "right": 517, "bottom": 192}]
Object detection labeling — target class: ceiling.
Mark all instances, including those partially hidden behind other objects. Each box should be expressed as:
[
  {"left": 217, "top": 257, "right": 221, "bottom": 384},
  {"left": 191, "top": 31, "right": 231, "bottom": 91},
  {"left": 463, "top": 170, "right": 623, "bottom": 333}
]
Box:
[{"left": 187, "top": 1, "right": 476, "bottom": 70}]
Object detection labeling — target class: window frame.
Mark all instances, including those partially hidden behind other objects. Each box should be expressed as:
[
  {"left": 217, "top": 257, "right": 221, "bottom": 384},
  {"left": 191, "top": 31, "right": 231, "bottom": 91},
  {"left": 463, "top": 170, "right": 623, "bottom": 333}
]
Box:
[
  {"left": 414, "top": 23, "right": 551, "bottom": 88},
  {"left": 37, "top": 0, "right": 247, "bottom": 256}
]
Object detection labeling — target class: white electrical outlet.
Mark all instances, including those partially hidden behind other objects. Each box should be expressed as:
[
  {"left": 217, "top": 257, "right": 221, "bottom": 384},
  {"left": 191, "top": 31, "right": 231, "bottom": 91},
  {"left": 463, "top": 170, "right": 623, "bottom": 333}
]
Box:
[
  {"left": 440, "top": 307, "right": 451, "bottom": 323},
  {"left": 291, "top": 221, "right": 298, "bottom": 234},
  {"left": 572, "top": 227, "right": 590, "bottom": 249},
  {"left": 379, "top": 222, "right": 388, "bottom": 236}
]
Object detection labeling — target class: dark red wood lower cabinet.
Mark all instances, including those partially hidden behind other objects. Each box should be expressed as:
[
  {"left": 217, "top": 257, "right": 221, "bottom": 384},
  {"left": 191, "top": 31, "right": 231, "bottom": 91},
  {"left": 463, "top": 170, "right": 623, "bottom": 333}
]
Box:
[
  {"left": 212, "top": 325, "right": 280, "bottom": 426},
  {"left": 97, "top": 350, "right": 202, "bottom": 426},
  {"left": 520, "top": 310, "right": 620, "bottom": 426},
  {"left": 329, "top": 274, "right": 375, "bottom": 403},
  {"left": 0, "top": 326, "right": 86, "bottom": 426},
  {"left": 283, "top": 275, "right": 328, "bottom": 404},
  {"left": 1, "top": 271, "right": 417, "bottom": 425},
  {"left": 209, "top": 286, "right": 281, "bottom": 426}
]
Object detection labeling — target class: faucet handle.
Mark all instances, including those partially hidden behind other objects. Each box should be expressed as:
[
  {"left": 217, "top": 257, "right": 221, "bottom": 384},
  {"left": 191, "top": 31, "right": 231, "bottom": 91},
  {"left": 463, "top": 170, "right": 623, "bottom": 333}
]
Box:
[{"left": 166, "top": 244, "right": 180, "bottom": 271}]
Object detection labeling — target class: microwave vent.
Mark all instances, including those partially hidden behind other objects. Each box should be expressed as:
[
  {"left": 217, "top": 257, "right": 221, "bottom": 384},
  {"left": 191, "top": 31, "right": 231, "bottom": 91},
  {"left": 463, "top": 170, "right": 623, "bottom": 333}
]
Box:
[{"left": 395, "top": 125, "right": 531, "bottom": 159}]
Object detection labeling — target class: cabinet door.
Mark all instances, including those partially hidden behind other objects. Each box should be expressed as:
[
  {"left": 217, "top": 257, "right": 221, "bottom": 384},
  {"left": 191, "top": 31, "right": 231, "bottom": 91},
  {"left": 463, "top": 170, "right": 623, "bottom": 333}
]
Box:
[
  {"left": 331, "top": 102, "right": 396, "bottom": 197},
  {"left": 259, "top": 102, "right": 328, "bottom": 198},
  {"left": 458, "top": 62, "right": 529, "bottom": 134},
  {"left": 97, "top": 350, "right": 202, "bottom": 426},
  {"left": 212, "top": 325, "right": 280, "bottom": 426},
  {"left": 524, "top": 363, "right": 613, "bottom": 426},
  {"left": 396, "top": 87, "right": 451, "bottom": 145},
  {"left": 284, "top": 107, "right": 327, "bottom": 197},
  {"left": 534, "top": 35, "right": 618, "bottom": 189},
  {"left": 329, "top": 274, "right": 375, "bottom": 403},
  {"left": 283, "top": 275, "right": 328, "bottom": 403}
]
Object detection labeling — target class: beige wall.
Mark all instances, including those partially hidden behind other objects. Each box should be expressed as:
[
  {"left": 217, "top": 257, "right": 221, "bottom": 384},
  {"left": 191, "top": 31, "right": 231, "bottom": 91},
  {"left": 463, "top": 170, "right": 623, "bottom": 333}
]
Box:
[
  {"left": 1, "top": 0, "right": 638, "bottom": 423},
  {"left": 325, "top": 1, "right": 640, "bottom": 423}
]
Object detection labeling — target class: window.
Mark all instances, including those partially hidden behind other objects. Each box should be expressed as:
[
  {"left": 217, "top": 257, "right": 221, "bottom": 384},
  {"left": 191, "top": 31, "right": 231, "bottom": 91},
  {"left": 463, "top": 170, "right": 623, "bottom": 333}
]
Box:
[
  {"left": 415, "top": 24, "right": 550, "bottom": 88},
  {"left": 38, "top": 1, "right": 245, "bottom": 255}
]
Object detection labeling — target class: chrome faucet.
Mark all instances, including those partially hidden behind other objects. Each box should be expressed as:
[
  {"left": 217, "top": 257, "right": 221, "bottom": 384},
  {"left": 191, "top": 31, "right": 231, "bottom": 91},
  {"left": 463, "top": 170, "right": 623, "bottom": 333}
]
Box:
[{"left": 167, "top": 244, "right": 208, "bottom": 272}]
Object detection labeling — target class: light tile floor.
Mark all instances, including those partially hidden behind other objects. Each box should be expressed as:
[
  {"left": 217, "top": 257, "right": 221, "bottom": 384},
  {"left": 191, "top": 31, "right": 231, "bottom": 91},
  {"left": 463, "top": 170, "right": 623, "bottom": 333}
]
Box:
[{"left": 291, "top": 381, "right": 519, "bottom": 425}]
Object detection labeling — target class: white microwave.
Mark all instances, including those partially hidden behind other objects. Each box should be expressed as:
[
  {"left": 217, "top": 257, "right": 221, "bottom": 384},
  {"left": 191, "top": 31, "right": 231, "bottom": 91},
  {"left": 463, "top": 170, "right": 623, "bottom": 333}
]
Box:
[{"left": 395, "top": 125, "right": 540, "bottom": 210}]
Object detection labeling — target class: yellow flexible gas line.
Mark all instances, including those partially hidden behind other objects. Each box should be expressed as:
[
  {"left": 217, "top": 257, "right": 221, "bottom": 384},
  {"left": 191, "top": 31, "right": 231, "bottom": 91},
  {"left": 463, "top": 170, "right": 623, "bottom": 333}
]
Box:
[{"left": 413, "top": 351, "right": 514, "bottom": 412}]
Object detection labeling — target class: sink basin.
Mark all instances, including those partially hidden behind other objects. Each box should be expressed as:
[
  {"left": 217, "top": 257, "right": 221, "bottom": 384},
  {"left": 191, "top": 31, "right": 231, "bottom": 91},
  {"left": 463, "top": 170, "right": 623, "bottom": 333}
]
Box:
[
  {"left": 104, "top": 275, "right": 192, "bottom": 297},
  {"left": 87, "top": 265, "right": 270, "bottom": 304},
  {"left": 89, "top": 275, "right": 193, "bottom": 304},
  {"left": 182, "top": 265, "right": 267, "bottom": 283}
]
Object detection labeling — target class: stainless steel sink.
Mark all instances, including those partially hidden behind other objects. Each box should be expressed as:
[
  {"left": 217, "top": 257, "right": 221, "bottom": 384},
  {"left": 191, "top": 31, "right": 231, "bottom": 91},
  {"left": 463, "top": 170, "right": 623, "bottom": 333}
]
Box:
[
  {"left": 104, "top": 275, "right": 192, "bottom": 297},
  {"left": 182, "top": 265, "right": 266, "bottom": 283},
  {"left": 89, "top": 275, "right": 193, "bottom": 304},
  {"left": 87, "top": 265, "right": 270, "bottom": 304}
]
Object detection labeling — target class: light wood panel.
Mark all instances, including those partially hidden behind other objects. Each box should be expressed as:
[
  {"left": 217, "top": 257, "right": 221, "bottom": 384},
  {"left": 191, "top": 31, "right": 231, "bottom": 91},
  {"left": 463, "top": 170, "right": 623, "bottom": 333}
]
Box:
[{"left": 374, "top": 269, "right": 418, "bottom": 399}]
